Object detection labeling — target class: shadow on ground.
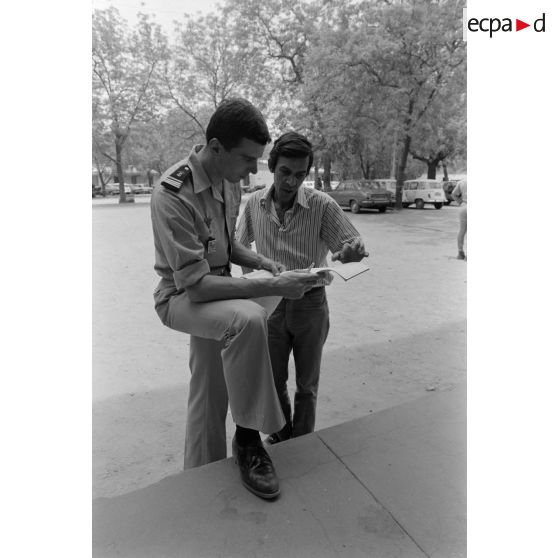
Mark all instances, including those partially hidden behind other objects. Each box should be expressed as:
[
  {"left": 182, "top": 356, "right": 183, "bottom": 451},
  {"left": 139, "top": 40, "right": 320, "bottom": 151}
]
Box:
[{"left": 93, "top": 319, "right": 466, "bottom": 499}]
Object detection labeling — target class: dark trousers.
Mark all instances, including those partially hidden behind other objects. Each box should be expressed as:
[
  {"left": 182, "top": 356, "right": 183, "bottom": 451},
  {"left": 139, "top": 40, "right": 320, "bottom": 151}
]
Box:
[{"left": 267, "top": 287, "right": 330, "bottom": 438}]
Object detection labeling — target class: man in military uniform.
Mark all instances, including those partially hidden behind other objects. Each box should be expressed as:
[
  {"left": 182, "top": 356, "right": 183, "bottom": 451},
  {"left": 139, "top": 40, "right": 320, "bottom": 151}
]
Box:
[{"left": 150, "top": 98, "right": 320, "bottom": 499}]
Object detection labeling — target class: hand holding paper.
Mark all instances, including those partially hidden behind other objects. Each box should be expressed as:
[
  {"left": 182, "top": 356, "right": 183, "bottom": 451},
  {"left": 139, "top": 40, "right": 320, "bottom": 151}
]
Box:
[{"left": 243, "top": 261, "right": 370, "bottom": 282}]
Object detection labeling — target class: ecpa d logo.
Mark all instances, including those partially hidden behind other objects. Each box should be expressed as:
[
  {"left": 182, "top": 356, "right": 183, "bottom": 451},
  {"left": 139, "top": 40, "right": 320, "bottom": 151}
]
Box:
[{"left": 466, "top": 12, "right": 546, "bottom": 38}]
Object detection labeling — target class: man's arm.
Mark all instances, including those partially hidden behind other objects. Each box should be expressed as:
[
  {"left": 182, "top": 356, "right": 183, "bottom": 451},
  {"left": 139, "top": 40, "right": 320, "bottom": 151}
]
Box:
[
  {"left": 321, "top": 198, "right": 369, "bottom": 263},
  {"left": 186, "top": 270, "right": 318, "bottom": 303},
  {"left": 234, "top": 195, "right": 286, "bottom": 275},
  {"left": 154, "top": 191, "right": 307, "bottom": 303},
  {"left": 230, "top": 240, "right": 286, "bottom": 275}
]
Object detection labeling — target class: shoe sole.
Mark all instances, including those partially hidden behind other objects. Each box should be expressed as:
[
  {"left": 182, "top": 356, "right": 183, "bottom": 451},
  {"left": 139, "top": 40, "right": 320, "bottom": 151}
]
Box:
[
  {"left": 233, "top": 457, "right": 281, "bottom": 500},
  {"left": 240, "top": 478, "right": 280, "bottom": 500}
]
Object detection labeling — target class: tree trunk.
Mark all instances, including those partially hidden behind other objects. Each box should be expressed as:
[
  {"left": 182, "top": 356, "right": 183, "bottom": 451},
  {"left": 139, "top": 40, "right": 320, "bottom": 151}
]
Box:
[
  {"left": 427, "top": 161, "right": 437, "bottom": 179},
  {"left": 322, "top": 151, "right": 332, "bottom": 192},
  {"left": 395, "top": 134, "right": 411, "bottom": 209},
  {"left": 442, "top": 162, "right": 449, "bottom": 181},
  {"left": 313, "top": 164, "right": 323, "bottom": 190},
  {"left": 390, "top": 132, "right": 398, "bottom": 178},
  {"left": 115, "top": 137, "right": 127, "bottom": 204}
]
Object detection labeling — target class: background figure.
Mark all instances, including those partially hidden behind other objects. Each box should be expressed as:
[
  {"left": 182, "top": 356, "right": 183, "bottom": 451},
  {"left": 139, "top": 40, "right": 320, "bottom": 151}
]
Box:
[
  {"left": 237, "top": 131, "right": 368, "bottom": 445},
  {"left": 452, "top": 178, "right": 467, "bottom": 260}
]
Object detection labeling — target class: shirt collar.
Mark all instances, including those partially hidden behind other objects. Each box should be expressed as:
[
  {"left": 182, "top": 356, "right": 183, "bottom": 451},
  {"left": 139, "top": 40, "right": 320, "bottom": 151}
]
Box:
[
  {"left": 187, "top": 145, "right": 223, "bottom": 199},
  {"left": 260, "top": 184, "right": 310, "bottom": 210}
]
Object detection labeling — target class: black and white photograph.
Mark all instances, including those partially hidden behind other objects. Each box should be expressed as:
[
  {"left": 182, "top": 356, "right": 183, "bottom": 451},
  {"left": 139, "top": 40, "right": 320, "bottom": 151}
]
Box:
[
  {"left": 91, "top": 1, "right": 467, "bottom": 556},
  {"left": 5, "top": 0, "right": 557, "bottom": 557}
]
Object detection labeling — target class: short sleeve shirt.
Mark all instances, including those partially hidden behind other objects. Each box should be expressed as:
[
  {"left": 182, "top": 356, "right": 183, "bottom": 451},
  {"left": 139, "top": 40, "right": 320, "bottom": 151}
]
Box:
[
  {"left": 236, "top": 185, "right": 361, "bottom": 286},
  {"left": 150, "top": 145, "right": 242, "bottom": 292}
]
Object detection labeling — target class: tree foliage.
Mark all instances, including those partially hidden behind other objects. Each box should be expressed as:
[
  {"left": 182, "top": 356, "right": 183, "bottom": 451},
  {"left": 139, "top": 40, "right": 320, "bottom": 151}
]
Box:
[
  {"left": 92, "top": 0, "right": 466, "bottom": 201},
  {"left": 92, "top": 8, "right": 168, "bottom": 201}
]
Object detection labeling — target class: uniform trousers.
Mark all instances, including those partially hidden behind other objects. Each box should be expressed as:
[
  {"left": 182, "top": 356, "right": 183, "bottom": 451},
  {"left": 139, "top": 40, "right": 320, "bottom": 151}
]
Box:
[
  {"left": 155, "top": 289, "right": 285, "bottom": 469},
  {"left": 267, "top": 287, "right": 330, "bottom": 438}
]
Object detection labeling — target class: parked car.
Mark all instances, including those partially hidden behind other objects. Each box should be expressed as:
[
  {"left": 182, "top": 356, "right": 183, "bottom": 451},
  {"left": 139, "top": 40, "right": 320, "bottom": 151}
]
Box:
[
  {"left": 370, "top": 179, "right": 397, "bottom": 206},
  {"left": 104, "top": 183, "right": 134, "bottom": 196},
  {"left": 326, "top": 179, "right": 392, "bottom": 213},
  {"left": 133, "top": 183, "right": 153, "bottom": 194},
  {"left": 402, "top": 179, "right": 444, "bottom": 209},
  {"left": 302, "top": 180, "right": 315, "bottom": 189}
]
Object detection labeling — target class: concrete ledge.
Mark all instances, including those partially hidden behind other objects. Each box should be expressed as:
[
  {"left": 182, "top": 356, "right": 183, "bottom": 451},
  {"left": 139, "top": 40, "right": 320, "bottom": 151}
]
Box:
[{"left": 93, "top": 385, "right": 466, "bottom": 558}]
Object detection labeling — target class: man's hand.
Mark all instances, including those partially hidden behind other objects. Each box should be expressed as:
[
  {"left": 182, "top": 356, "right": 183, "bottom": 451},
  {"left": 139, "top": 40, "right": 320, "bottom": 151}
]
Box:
[
  {"left": 331, "top": 238, "right": 369, "bottom": 263},
  {"left": 274, "top": 270, "right": 320, "bottom": 299},
  {"left": 260, "top": 257, "right": 287, "bottom": 276}
]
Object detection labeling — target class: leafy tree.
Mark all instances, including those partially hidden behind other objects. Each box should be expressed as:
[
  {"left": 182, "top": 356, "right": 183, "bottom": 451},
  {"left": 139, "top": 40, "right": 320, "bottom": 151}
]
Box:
[
  {"left": 226, "top": 0, "right": 343, "bottom": 187},
  {"left": 91, "top": 0, "right": 466, "bottom": 200},
  {"left": 125, "top": 109, "right": 196, "bottom": 179},
  {"left": 308, "top": 0, "right": 466, "bottom": 203},
  {"left": 369, "top": 0, "right": 466, "bottom": 205},
  {"left": 409, "top": 85, "right": 466, "bottom": 178},
  {"left": 92, "top": 8, "right": 168, "bottom": 202},
  {"left": 163, "top": 9, "right": 272, "bottom": 139}
]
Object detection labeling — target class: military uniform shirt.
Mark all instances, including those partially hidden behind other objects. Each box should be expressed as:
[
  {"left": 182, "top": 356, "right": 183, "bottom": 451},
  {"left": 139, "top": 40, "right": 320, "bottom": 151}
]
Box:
[{"left": 151, "top": 145, "right": 241, "bottom": 292}]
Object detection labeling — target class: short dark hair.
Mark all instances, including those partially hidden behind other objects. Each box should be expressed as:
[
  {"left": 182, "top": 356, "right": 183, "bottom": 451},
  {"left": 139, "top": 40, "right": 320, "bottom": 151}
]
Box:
[
  {"left": 268, "top": 131, "right": 314, "bottom": 174},
  {"left": 206, "top": 98, "right": 271, "bottom": 150}
]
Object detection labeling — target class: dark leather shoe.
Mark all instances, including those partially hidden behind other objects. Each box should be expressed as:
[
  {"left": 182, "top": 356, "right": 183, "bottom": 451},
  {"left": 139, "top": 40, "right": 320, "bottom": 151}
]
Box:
[
  {"left": 264, "top": 432, "right": 283, "bottom": 446},
  {"left": 232, "top": 436, "right": 280, "bottom": 499},
  {"left": 264, "top": 423, "right": 293, "bottom": 446}
]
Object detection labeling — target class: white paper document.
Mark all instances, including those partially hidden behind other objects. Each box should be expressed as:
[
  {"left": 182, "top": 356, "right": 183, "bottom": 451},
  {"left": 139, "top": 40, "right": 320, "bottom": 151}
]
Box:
[
  {"left": 310, "top": 262, "right": 370, "bottom": 281},
  {"left": 242, "top": 261, "right": 370, "bottom": 283}
]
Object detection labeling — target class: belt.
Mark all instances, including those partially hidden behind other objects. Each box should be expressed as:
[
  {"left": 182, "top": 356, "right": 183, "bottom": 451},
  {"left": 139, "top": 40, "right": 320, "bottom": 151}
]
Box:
[{"left": 209, "top": 265, "right": 231, "bottom": 277}]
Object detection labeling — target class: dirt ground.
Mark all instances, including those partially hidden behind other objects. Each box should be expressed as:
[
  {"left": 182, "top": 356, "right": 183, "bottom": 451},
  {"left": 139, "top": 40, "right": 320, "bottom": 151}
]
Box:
[{"left": 92, "top": 195, "right": 466, "bottom": 499}]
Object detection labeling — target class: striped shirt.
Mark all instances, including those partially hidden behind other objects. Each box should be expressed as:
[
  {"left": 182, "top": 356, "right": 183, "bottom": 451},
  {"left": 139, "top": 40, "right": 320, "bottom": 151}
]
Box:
[{"left": 237, "top": 185, "right": 361, "bottom": 286}]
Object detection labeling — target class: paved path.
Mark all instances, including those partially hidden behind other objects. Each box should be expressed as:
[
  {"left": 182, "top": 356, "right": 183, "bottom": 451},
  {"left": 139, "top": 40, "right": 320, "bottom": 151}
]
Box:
[
  {"left": 93, "top": 385, "right": 466, "bottom": 558},
  {"left": 93, "top": 198, "right": 466, "bottom": 498}
]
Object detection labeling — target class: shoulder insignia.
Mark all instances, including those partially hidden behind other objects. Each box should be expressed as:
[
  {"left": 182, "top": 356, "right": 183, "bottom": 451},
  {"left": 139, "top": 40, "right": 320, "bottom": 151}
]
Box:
[{"left": 161, "top": 165, "right": 191, "bottom": 192}]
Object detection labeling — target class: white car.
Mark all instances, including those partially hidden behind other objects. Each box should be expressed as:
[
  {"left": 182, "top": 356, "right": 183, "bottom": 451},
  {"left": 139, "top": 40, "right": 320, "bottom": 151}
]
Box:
[{"left": 402, "top": 179, "right": 445, "bottom": 209}]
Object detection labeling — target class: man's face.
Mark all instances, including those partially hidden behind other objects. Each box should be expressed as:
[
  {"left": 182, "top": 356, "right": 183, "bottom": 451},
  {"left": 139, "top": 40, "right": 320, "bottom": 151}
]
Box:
[
  {"left": 219, "top": 138, "right": 264, "bottom": 184},
  {"left": 273, "top": 155, "right": 310, "bottom": 205}
]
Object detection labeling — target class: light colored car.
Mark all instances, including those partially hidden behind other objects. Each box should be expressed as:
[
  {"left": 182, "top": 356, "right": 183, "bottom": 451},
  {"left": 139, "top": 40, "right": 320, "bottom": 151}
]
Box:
[
  {"left": 302, "top": 180, "right": 315, "bottom": 189},
  {"left": 133, "top": 183, "right": 153, "bottom": 194},
  {"left": 104, "top": 183, "right": 134, "bottom": 196},
  {"left": 402, "top": 179, "right": 445, "bottom": 209},
  {"left": 326, "top": 179, "right": 391, "bottom": 213}
]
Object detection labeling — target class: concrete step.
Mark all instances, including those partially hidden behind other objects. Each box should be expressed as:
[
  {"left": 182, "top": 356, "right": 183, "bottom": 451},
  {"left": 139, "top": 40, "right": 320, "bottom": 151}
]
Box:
[{"left": 93, "top": 384, "right": 466, "bottom": 558}]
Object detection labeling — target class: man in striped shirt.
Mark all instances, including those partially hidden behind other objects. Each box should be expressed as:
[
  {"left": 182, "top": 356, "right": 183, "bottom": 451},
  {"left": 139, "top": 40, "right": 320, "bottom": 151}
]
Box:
[{"left": 237, "top": 131, "right": 369, "bottom": 444}]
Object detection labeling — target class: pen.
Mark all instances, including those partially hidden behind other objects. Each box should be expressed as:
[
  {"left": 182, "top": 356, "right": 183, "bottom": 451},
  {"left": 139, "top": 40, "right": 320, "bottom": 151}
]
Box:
[{"left": 307, "top": 262, "right": 315, "bottom": 272}]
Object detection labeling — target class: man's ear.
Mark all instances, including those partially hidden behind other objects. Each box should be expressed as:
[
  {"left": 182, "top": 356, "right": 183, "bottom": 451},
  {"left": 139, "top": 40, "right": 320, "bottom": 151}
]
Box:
[{"left": 207, "top": 138, "right": 222, "bottom": 155}]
